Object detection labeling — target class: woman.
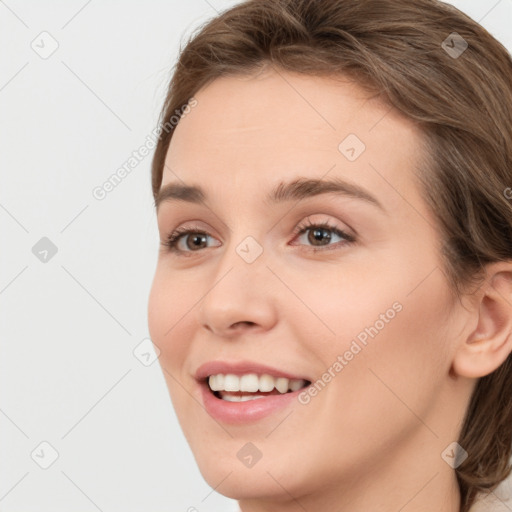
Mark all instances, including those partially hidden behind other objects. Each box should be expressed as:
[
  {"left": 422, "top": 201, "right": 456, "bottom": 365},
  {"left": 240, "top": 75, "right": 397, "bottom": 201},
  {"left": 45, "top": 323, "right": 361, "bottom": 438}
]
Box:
[{"left": 148, "top": 0, "right": 512, "bottom": 510}]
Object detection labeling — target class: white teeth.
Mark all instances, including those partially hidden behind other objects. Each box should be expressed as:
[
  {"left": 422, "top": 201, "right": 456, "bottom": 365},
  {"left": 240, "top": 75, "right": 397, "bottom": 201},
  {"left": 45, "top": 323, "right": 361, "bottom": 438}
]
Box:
[
  {"left": 240, "top": 373, "right": 260, "bottom": 392},
  {"left": 275, "top": 377, "right": 289, "bottom": 394},
  {"left": 207, "top": 373, "right": 308, "bottom": 394},
  {"left": 289, "top": 379, "right": 304, "bottom": 392},
  {"left": 221, "top": 394, "right": 266, "bottom": 402},
  {"left": 223, "top": 374, "right": 239, "bottom": 392},
  {"left": 259, "top": 374, "right": 275, "bottom": 392},
  {"left": 208, "top": 374, "right": 221, "bottom": 391}
]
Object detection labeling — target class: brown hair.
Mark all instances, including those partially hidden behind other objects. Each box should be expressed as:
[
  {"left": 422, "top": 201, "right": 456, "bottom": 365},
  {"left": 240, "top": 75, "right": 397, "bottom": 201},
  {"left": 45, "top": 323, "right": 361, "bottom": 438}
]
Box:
[{"left": 150, "top": 0, "right": 512, "bottom": 509}]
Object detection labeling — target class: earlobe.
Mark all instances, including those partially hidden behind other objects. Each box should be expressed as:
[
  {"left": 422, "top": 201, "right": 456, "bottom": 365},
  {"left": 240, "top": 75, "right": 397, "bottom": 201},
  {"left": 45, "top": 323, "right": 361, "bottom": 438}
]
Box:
[{"left": 451, "top": 265, "right": 512, "bottom": 379}]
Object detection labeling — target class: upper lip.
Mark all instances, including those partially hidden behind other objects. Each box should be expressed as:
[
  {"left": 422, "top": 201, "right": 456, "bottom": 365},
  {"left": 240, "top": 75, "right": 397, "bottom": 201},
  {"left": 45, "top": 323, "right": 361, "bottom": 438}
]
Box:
[{"left": 195, "top": 360, "right": 312, "bottom": 382}]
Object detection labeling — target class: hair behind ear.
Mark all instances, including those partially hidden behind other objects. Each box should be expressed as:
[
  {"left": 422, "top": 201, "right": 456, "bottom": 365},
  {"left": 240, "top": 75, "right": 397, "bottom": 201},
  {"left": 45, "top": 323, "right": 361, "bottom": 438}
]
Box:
[{"left": 456, "top": 354, "right": 512, "bottom": 507}]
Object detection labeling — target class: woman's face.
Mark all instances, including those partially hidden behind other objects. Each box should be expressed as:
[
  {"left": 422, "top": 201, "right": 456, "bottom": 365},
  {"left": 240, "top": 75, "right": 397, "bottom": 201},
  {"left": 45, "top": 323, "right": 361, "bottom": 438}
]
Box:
[{"left": 148, "top": 68, "right": 467, "bottom": 504}]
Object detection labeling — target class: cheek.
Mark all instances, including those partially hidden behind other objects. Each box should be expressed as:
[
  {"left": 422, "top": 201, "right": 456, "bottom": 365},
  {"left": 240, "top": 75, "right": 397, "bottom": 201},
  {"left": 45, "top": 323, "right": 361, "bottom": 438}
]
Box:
[
  {"left": 148, "top": 267, "right": 194, "bottom": 371},
  {"left": 292, "top": 243, "right": 452, "bottom": 371},
  {"left": 290, "top": 252, "right": 452, "bottom": 402},
  {"left": 148, "top": 268, "right": 201, "bottom": 432},
  {"left": 306, "top": 265, "right": 453, "bottom": 444}
]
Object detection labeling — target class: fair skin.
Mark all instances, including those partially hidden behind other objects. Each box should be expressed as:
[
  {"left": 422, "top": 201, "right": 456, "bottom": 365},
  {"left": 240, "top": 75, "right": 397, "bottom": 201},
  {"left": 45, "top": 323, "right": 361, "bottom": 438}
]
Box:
[{"left": 148, "top": 66, "right": 512, "bottom": 512}]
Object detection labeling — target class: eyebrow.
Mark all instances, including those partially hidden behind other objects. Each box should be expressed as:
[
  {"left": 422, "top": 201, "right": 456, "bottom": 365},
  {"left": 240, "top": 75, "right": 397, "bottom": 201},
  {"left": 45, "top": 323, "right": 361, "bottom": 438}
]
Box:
[{"left": 155, "top": 176, "right": 385, "bottom": 212}]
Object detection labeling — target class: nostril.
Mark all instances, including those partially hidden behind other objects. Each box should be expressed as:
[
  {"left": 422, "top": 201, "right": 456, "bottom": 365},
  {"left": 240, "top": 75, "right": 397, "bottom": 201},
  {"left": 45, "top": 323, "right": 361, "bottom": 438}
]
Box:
[{"left": 232, "top": 321, "right": 256, "bottom": 328}]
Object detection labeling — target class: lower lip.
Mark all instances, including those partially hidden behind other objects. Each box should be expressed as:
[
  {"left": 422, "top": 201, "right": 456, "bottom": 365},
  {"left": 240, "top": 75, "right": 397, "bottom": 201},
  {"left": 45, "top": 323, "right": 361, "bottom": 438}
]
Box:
[{"left": 199, "top": 381, "right": 303, "bottom": 424}]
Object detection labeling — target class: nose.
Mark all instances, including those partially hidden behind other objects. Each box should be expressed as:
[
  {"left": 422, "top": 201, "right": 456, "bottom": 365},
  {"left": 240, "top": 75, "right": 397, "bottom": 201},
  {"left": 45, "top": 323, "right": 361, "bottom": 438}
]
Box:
[{"left": 197, "top": 238, "right": 279, "bottom": 338}]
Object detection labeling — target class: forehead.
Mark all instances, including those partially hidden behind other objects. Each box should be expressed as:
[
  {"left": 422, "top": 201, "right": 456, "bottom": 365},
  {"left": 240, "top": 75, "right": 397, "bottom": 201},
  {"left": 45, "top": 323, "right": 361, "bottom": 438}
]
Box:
[{"left": 161, "top": 68, "right": 426, "bottom": 215}]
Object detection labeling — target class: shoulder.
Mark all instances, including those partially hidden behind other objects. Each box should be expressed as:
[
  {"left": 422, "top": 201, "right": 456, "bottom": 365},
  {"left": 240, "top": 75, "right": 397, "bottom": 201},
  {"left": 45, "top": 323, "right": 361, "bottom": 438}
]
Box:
[{"left": 469, "top": 492, "right": 512, "bottom": 511}]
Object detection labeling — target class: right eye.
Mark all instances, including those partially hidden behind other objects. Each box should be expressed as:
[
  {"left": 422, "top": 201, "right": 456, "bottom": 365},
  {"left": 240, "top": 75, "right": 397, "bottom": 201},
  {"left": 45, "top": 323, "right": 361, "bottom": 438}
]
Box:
[{"left": 162, "top": 226, "right": 221, "bottom": 254}]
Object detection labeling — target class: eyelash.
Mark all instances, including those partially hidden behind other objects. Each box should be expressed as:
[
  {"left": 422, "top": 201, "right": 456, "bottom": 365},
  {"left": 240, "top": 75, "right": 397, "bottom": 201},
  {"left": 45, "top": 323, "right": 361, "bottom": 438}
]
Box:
[{"left": 161, "top": 217, "right": 356, "bottom": 255}]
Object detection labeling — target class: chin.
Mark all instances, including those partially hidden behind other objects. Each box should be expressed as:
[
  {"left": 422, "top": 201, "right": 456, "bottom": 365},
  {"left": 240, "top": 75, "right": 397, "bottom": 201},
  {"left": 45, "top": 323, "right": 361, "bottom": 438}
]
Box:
[
  {"left": 200, "top": 463, "right": 295, "bottom": 501},
  {"left": 190, "top": 442, "right": 305, "bottom": 500}
]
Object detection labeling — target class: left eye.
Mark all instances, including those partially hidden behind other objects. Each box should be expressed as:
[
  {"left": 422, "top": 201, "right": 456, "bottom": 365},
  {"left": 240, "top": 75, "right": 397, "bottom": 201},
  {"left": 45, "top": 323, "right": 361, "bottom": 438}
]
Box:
[
  {"left": 293, "top": 223, "right": 355, "bottom": 250},
  {"left": 162, "top": 221, "right": 356, "bottom": 254}
]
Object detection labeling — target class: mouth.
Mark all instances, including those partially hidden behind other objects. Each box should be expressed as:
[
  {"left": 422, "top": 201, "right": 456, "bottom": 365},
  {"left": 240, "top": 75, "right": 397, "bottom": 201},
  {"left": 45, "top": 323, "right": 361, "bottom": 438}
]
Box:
[
  {"left": 205, "top": 373, "right": 312, "bottom": 402},
  {"left": 194, "top": 361, "right": 313, "bottom": 422}
]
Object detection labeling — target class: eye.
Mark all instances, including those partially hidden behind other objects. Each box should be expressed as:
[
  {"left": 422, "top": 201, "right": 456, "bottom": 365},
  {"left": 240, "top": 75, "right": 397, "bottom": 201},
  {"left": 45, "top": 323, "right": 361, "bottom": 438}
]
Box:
[
  {"left": 290, "top": 217, "right": 356, "bottom": 251},
  {"left": 161, "top": 217, "right": 356, "bottom": 255},
  {"left": 162, "top": 225, "right": 220, "bottom": 254}
]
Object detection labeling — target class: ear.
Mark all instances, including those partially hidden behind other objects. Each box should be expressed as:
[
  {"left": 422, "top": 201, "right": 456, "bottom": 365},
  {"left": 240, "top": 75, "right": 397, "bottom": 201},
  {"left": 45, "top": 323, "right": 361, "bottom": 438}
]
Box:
[{"left": 452, "top": 262, "right": 512, "bottom": 379}]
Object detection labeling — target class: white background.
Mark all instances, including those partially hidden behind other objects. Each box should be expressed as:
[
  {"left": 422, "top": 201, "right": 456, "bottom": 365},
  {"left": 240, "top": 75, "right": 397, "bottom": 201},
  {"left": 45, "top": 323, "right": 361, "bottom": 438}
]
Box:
[{"left": 1, "top": 1, "right": 511, "bottom": 511}]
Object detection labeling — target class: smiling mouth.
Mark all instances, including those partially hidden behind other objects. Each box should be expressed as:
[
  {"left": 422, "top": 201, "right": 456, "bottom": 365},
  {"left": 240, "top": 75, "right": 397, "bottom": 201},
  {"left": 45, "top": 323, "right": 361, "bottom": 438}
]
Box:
[{"left": 206, "top": 373, "right": 311, "bottom": 402}]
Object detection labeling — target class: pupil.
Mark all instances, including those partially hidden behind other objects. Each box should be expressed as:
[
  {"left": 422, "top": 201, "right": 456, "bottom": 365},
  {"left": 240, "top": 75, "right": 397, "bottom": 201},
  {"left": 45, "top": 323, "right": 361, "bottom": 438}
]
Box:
[
  {"left": 310, "top": 228, "right": 331, "bottom": 246},
  {"left": 189, "top": 234, "right": 206, "bottom": 249}
]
